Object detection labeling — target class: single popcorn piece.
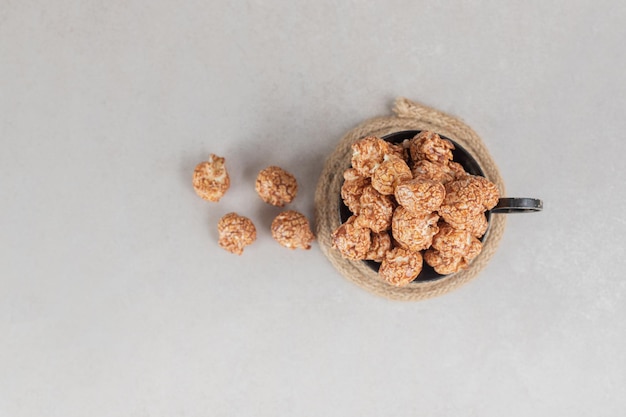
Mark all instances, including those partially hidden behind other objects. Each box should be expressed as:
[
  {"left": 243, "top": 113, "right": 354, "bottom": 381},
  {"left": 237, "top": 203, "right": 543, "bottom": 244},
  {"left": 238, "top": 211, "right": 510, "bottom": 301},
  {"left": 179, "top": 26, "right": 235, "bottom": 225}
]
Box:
[
  {"left": 341, "top": 168, "right": 370, "bottom": 214},
  {"left": 365, "top": 231, "right": 392, "bottom": 262},
  {"left": 379, "top": 247, "right": 423, "bottom": 287},
  {"left": 271, "top": 210, "right": 315, "bottom": 250},
  {"left": 411, "top": 160, "right": 464, "bottom": 185},
  {"left": 423, "top": 249, "right": 469, "bottom": 275},
  {"left": 355, "top": 185, "right": 394, "bottom": 232},
  {"left": 351, "top": 136, "right": 392, "bottom": 177},
  {"left": 439, "top": 175, "right": 500, "bottom": 225},
  {"left": 370, "top": 154, "right": 412, "bottom": 195},
  {"left": 424, "top": 222, "right": 483, "bottom": 274},
  {"left": 445, "top": 212, "right": 489, "bottom": 238},
  {"left": 394, "top": 178, "right": 445, "bottom": 214},
  {"left": 430, "top": 222, "right": 483, "bottom": 258},
  {"left": 409, "top": 131, "right": 454, "bottom": 164},
  {"left": 391, "top": 206, "right": 440, "bottom": 251},
  {"left": 255, "top": 166, "right": 298, "bottom": 207},
  {"left": 192, "top": 154, "right": 230, "bottom": 202},
  {"left": 331, "top": 216, "right": 371, "bottom": 260},
  {"left": 217, "top": 213, "right": 256, "bottom": 255}
]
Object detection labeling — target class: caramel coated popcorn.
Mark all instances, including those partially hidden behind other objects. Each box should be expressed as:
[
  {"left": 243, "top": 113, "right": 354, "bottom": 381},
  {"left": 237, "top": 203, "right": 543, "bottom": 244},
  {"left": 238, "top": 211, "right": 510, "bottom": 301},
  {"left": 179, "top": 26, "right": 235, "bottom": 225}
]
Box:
[
  {"left": 192, "top": 154, "right": 230, "bottom": 202},
  {"left": 391, "top": 206, "right": 440, "bottom": 252},
  {"left": 371, "top": 154, "right": 412, "bottom": 195},
  {"left": 365, "top": 231, "right": 392, "bottom": 262},
  {"left": 331, "top": 216, "right": 371, "bottom": 260},
  {"left": 271, "top": 210, "right": 315, "bottom": 250},
  {"left": 341, "top": 168, "right": 370, "bottom": 214},
  {"left": 217, "top": 213, "right": 256, "bottom": 255},
  {"left": 355, "top": 185, "right": 394, "bottom": 233},
  {"left": 430, "top": 222, "right": 482, "bottom": 258},
  {"left": 423, "top": 222, "right": 482, "bottom": 274},
  {"left": 409, "top": 131, "right": 454, "bottom": 164},
  {"left": 446, "top": 212, "right": 489, "bottom": 238},
  {"left": 255, "top": 166, "right": 298, "bottom": 207},
  {"left": 411, "top": 160, "right": 465, "bottom": 185},
  {"left": 351, "top": 136, "right": 391, "bottom": 177},
  {"left": 379, "top": 248, "right": 423, "bottom": 287},
  {"left": 423, "top": 250, "right": 468, "bottom": 275},
  {"left": 333, "top": 131, "right": 501, "bottom": 283},
  {"left": 439, "top": 175, "right": 499, "bottom": 226},
  {"left": 394, "top": 178, "right": 445, "bottom": 214}
]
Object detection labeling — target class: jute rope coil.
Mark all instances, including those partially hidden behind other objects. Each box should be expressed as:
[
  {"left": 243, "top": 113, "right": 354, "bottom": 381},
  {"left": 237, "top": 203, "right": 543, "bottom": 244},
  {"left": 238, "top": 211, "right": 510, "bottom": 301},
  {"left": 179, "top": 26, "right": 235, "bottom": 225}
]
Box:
[{"left": 314, "top": 97, "right": 506, "bottom": 301}]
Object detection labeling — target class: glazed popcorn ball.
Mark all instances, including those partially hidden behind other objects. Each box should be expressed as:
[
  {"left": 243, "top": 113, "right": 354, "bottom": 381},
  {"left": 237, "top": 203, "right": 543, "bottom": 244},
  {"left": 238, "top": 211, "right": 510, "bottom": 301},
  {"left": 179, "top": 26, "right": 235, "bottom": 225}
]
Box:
[
  {"left": 340, "top": 168, "right": 370, "bottom": 214},
  {"left": 391, "top": 206, "right": 440, "bottom": 252},
  {"left": 411, "top": 160, "right": 466, "bottom": 185},
  {"left": 371, "top": 154, "right": 412, "bottom": 195},
  {"left": 446, "top": 212, "right": 489, "bottom": 238},
  {"left": 192, "top": 154, "right": 230, "bottom": 202},
  {"left": 394, "top": 178, "right": 445, "bottom": 214},
  {"left": 351, "top": 136, "right": 392, "bottom": 177},
  {"left": 430, "top": 222, "right": 482, "bottom": 258},
  {"left": 379, "top": 247, "right": 423, "bottom": 287},
  {"left": 331, "top": 215, "right": 372, "bottom": 260},
  {"left": 365, "top": 231, "right": 392, "bottom": 263},
  {"left": 271, "top": 210, "right": 315, "bottom": 250},
  {"left": 438, "top": 175, "right": 499, "bottom": 226},
  {"left": 255, "top": 166, "right": 298, "bottom": 207},
  {"left": 355, "top": 185, "right": 395, "bottom": 233},
  {"left": 217, "top": 213, "right": 256, "bottom": 255},
  {"left": 423, "top": 222, "right": 482, "bottom": 274},
  {"left": 409, "top": 131, "right": 454, "bottom": 164}
]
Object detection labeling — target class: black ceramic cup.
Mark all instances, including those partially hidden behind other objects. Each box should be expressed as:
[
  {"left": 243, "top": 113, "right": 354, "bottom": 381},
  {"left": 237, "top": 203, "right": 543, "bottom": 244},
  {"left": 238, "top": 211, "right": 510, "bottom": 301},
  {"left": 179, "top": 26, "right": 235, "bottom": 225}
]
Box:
[{"left": 338, "top": 130, "right": 543, "bottom": 282}]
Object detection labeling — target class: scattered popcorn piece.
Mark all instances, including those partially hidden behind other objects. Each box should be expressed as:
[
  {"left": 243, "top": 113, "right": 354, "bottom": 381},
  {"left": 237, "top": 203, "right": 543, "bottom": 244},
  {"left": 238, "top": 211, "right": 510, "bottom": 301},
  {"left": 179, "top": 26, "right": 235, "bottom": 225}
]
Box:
[
  {"left": 371, "top": 154, "right": 412, "bottom": 195},
  {"left": 439, "top": 175, "right": 500, "bottom": 226},
  {"left": 192, "top": 154, "right": 230, "bottom": 202},
  {"left": 341, "top": 168, "right": 371, "bottom": 214},
  {"left": 331, "top": 216, "right": 371, "bottom": 260},
  {"left": 365, "top": 231, "right": 392, "bottom": 262},
  {"left": 255, "top": 166, "right": 298, "bottom": 207},
  {"left": 355, "top": 185, "right": 395, "bottom": 232},
  {"left": 391, "top": 206, "right": 440, "bottom": 251},
  {"left": 351, "top": 136, "right": 392, "bottom": 177},
  {"left": 394, "top": 178, "right": 445, "bottom": 214},
  {"left": 379, "top": 247, "right": 423, "bottom": 287},
  {"left": 271, "top": 210, "right": 315, "bottom": 250},
  {"left": 217, "top": 212, "right": 256, "bottom": 255},
  {"left": 409, "top": 131, "right": 454, "bottom": 164}
]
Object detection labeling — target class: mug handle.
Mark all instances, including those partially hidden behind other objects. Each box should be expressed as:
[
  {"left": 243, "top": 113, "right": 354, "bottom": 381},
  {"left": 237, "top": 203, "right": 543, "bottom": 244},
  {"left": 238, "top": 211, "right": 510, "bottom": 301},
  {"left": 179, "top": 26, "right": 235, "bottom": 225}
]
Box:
[{"left": 491, "top": 198, "right": 543, "bottom": 214}]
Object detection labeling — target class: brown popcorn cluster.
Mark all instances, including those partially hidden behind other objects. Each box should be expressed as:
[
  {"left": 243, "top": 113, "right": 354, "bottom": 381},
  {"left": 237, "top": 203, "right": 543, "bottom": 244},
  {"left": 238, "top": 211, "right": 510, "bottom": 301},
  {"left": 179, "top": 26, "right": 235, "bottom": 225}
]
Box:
[
  {"left": 193, "top": 155, "right": 314, "bottom": 254},
  {"left": 271, "top": 210, "right": 315, "bottom": 250},
  {"left": 332, "top": 131, "right": 500, "bottom": 286},
  {"left": 218, "top": 213, "right": 257, "bottom": 255},
  {"left": 192, "top": 154, "right": 231, "bottom": 202},
  {"left": 255, "top": 166, "right": 298, "bottom": 207}
]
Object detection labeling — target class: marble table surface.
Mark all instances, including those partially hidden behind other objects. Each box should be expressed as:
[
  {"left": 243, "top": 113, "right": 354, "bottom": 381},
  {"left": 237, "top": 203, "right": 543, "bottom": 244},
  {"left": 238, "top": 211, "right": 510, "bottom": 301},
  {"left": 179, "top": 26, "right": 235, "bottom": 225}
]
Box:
[{"left": 2, "top": 1, "right": 625, "bottom": 416}]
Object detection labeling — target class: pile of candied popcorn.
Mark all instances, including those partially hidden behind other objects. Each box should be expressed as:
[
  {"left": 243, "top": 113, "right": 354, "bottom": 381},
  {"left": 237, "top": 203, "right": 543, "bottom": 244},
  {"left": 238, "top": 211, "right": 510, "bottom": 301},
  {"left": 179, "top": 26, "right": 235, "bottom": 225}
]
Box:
[
  {"left": 332, "top": 131, "right": 499, "bottom": 287},
  {"left": 192, "top": 156, "right": 314, "bottom": 254}
]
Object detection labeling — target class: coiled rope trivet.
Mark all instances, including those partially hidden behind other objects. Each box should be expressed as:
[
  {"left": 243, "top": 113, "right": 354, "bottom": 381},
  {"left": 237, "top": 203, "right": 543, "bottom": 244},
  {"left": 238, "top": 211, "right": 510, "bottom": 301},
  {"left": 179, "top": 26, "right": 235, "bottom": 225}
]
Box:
[{"left": 314, "top": 97, "right": 506, "bottom": 301}]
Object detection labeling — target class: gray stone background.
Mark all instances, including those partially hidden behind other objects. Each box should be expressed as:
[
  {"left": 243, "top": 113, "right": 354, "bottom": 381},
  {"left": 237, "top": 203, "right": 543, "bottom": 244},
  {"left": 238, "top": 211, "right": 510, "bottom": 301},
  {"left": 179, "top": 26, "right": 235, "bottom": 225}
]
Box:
[{"left": 1, "top": 1, "right": 625, "bottom": 416}]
